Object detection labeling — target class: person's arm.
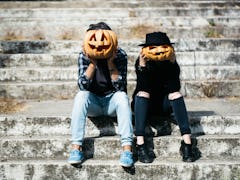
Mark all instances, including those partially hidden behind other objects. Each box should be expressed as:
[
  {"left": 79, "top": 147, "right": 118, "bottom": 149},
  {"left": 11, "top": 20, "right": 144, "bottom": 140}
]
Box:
[
  {"left": 85, "top": 58, "right": 97, "bottom": 80},
  {"left": 166, "top": 61, "right": 181, "bottom": 93},
  {"left": 135, "top": 52, "right": 151, "bottom": 92},
  {"left": 109, "top": 48, "right": 127, "bottom": 91},
  {"left": 107, "top": 50, "right": 119, "bottom": 81},
  {"left": 78, "top": 51, "right": 96, "bottom": 90}
]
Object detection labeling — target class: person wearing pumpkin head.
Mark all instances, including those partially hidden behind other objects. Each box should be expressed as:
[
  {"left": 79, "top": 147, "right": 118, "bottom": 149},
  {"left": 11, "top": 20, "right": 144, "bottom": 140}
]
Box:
[
  {"left": 68, "top": 22, "right": 134, "bottom": 167},
  {"left": 131, "top": 32, "right": 194, "bottom": 163}
]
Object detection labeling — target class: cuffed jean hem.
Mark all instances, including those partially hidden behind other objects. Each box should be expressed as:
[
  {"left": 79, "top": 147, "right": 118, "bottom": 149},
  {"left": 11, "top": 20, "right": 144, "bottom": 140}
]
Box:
[
  {"left": 121, "top": 141, "right": 132, "bottom": 147},
  {"left": 180, "top": 129, "right": 191, "bottom": 136},
  {"left": 71, "top": 141, "right": 83, "bottom": 146}
]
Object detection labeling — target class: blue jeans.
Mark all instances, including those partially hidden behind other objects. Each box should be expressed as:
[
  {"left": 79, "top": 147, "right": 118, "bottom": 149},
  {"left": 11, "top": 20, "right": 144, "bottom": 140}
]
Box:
[{"left": 71, "top": 90, "right": 133, "bottom": 147}]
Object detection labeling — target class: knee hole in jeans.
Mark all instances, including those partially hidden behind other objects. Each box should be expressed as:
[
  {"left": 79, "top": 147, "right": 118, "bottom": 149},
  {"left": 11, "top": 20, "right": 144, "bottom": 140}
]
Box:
[
  {"left": 136, "top": 91, "right": 150, "bottom": 98},
  {"left": 168, "top": 92, "right": 182, "bottom": 100}
]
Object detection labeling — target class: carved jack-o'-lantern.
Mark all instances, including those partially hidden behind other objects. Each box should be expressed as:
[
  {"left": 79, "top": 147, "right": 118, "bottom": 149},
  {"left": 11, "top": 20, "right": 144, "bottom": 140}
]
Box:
[
  {"left": 83, "top": 29, "right": 118, "bottom": 59},
  {"left": 142, "top": 45, "right": 176, "bottom": 62}
]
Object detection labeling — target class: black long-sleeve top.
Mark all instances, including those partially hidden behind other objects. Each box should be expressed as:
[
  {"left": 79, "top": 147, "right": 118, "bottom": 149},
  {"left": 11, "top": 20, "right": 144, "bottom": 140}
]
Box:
[
  {"left": 132, "top": 58, "right": 181, "bottom": 100},
  {"left": 131, "top": 58, "right": 181, "bottom": 115}
]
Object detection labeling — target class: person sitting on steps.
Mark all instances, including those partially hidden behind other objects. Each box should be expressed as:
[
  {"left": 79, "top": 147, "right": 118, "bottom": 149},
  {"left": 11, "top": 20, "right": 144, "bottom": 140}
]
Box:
[
  {"left": 131, "top": 32, "right": 195, "bottom": 163},
  {"left": 68, "top": 22, "right": 134, "bottom": 167}
]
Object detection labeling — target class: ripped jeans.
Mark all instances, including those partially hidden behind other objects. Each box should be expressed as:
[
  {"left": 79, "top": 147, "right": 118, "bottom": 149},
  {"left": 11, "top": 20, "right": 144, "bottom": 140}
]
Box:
[{"left": 70, "top": 91, "right": 133, "bottom": 147}]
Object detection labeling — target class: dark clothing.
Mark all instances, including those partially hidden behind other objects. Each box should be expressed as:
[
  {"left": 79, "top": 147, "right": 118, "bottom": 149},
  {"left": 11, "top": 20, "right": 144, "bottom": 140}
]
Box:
[
  {"left": 88, "top": 60, "right": 114, "bottom": 96},
  {"left": 170, "top": 97, "right": 191, "bottom": 136},
  {"left": 132, "top": 58, "right": 191, "bottom": 135},
  {"left": 134, "top": 96, "right": 150, "bottom": 136},
  {"left": 132, "top": 58, "right": 181, "bottom": 115},
  {"left": 78, "top": 48, "right": 128, "bottom": 96}
]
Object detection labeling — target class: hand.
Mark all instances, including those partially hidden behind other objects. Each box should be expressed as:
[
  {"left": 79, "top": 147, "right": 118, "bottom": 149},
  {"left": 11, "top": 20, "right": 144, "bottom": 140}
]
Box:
[
  {"left": 89, "top": 58, "right": 97, "bottom": 67},
  {"left": 108, "top": 50, "right": 119, "bottom": 80},
  {"left": 107, "top": 50, "right": 117, "bottom": 70},
  {"left": 139, "top": 51, "right": 149, "bottom": 67},
  {"left": 108, "top": 50, "right": 117, "bottom": 63},
  {"left": 85, "top": 51, "right": 97, "bottom": 67}
]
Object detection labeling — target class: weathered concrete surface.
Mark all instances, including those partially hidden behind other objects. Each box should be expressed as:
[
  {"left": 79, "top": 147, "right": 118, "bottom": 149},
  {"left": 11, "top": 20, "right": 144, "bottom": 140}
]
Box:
[
  {"left": 1, "top": 80, "right": 240, "bottom": 99},
  {"left": 1, "top": 39, "right": 240, "bottom": 54},
  {"left": 1, "top": 65, "right": 240, "bottom": 82},
  {"left": 0, "top": 8, "right": 239, "bottom": 18},
  {"left": 0, "top": 0, "right": 239, "bottom": 8},
  {"left": 1, "top": 114, "right": 240, "bottom": 137},
  {"left": 1, "top": 97, "right": 240, "bottom": 117},
  {"left": 0, "top": 135, "right": 239, "bottom": 160},
  {"left": 0, "top": 19, "right": 239, "bottom": 40},
  {"left": 0, "top": 0, "right": 239, "bottom": 179},
  {"left": 0, "top": 98, "right": 239, "bottom": 136},
  {"left": 1, "top": 51, "right": 239, "bottom": 67},
  {"left": 0, "top": 159, "right": 240, "bottom": 180}
]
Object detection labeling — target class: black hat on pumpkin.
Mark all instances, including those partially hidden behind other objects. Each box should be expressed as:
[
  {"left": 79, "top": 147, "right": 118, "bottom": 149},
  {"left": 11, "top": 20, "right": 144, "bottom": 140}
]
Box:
[{"left": 139, "top": 32, "right": 174, "bottom": 47}]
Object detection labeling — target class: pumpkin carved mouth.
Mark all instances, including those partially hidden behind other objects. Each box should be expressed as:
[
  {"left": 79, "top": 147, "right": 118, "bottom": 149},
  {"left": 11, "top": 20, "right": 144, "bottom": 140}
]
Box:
[
  {"left": 155, "top": 52, "right": 164, "bottom": 55},
  {"left": 89, "top": 45, "right": 111, "bottom": 51},
  {"left": 83, "top": 29, "right": 118, "bottom": 59}
]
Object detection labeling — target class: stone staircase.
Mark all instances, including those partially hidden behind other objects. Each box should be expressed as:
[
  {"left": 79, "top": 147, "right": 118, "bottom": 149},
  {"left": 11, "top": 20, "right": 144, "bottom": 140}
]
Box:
[{"left": 0, "top": 0, "right": 240, "bottom": 179}]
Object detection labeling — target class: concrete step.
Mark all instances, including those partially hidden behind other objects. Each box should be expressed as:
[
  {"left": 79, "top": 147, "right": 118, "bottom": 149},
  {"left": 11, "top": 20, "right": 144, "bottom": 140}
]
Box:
[
  {"left": 0, "top": 17, "right": 239, "bottom": 40},
  {"left": 1, "top": 51, "right": 239, "bottom": 68},
  {"left": 1, "top": 7, "right": 239, "bottom": 18},
  {"left": 1, "top": 79, "right": 240, "bottom": 99},
  {"left": 0, "top": 16, "right": 238, "bottom": 27},
  {"left": 1, "top": 135, "right": 239, "bottom": 160},
  {"left": 0, "top": 1, "right": 239, "bottom": 8},
  {"left": 1, "top": 159, "right": 239, "bottom": 180},
  {"left": 0, "top": 15, "right": 239, "bottom": 30},
  {"left": 1, "top": 114, "right": 240, "bottom": 137},
  {"left": 1, "top": 39, "right": 240, "bottom": 54},
  {"left": 1, "top": 98, "right": 240, "bottom": 135},
  {"left": 1, "top": 65, "right": 240, "bottom": 82}
]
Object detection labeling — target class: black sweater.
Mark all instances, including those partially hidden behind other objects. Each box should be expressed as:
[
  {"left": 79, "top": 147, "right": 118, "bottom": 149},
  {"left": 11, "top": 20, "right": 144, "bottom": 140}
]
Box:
[{"left": 132, "top": 58, "right": 181, "bottom": 100}]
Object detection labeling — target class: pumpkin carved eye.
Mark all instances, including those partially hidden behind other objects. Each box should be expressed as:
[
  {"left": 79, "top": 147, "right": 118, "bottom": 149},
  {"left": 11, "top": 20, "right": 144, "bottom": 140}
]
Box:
[
  {"left": 149, "top": 46, "right": 157, "bottom": 50},
  {"left": 83, "top": 29, "right": 118, "bottom": 59},
  {"left": 142, "top": 45, "right": 176, "bottom": 62}
]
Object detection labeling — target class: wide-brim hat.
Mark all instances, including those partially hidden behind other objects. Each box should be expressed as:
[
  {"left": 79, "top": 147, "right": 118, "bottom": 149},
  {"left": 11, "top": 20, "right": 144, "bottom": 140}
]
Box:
[{"left": 139, "top": 32, "right": 174, "bottom": 47}]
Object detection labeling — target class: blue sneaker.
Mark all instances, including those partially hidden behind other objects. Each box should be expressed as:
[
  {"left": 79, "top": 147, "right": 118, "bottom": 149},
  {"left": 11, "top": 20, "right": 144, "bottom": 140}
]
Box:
[
  {"left": 120, "top": 150, "right": 133, "bottom": 167},
  {"left": 68, "top": 149, "right": 84, "bottom": 164}
]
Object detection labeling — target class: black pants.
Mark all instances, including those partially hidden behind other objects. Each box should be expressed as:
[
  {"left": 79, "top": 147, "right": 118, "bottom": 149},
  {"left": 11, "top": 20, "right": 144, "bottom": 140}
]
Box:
[{"left": 133, "top": 95, "right": 191, "bottom": 136}]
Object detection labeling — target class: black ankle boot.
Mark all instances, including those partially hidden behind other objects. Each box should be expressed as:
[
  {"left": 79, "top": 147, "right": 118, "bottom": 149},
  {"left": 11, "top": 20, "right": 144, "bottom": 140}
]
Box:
[
  {"left": 137, "top": 144, "right": 153, "bottom": 163},
  {"left": 180, "top": 140, "right": 194, "bottom": 162}
]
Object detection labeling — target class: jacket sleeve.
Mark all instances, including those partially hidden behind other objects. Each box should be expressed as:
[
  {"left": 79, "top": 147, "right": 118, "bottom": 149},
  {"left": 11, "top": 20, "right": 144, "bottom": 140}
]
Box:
[
  {"left": 77, "top": 51, "right": 92, "bottom": 90},
  {"left": 135, "top": 58, "right": 151, "bottom": 93},
  {"left": 166, "top": 61, "right": 181, "bottom": 93}
]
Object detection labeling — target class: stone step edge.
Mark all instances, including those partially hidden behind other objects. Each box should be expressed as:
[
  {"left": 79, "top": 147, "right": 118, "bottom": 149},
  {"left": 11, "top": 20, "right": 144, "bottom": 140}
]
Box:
[
  {"left": 1, "top": 65, "right": 238, "bottom": 70},
  {"left": 1, "top": 79, "right": 240, "bottom": 85},
  {"left": 1, "top": 38, "right": 239, "bottom": 42},
  {"left": 1, "top": 51, "right": 240, "bottom": 55},
  {"left": 1, "top": 14, "right": 239, "bottom": 19},
  {"left": 0, "top": 1, "right": 239, "bottom": 8},
  {"left": 1, "top": 134, "right": 239, "bottom": 141},
  {"left": 1, "top": 115, "right": 239, "bottom": 136},
  {"left": 1, "top": 158, "right": 240, "bottom": 165},
  {"left": 1, "top": 113, "right": 238, "bottom": 120},
  {"left": 1, "top": 16, "right": 239, "bottom": 23},
  {"left": 1, "top": 6, "right": 240, "bottom": 10},
  {"left": 1, "top": 159, "right": 239, "bottom": 180}
]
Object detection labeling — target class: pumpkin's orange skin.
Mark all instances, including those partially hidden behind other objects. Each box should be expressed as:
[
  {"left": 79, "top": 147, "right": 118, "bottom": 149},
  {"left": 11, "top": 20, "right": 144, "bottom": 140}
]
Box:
[
  {"left": 142, "top": 45, "right": 175, "bottom": 62},
  {"left": 83, "top": 29, "right": 118, "bottom": 59}
]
